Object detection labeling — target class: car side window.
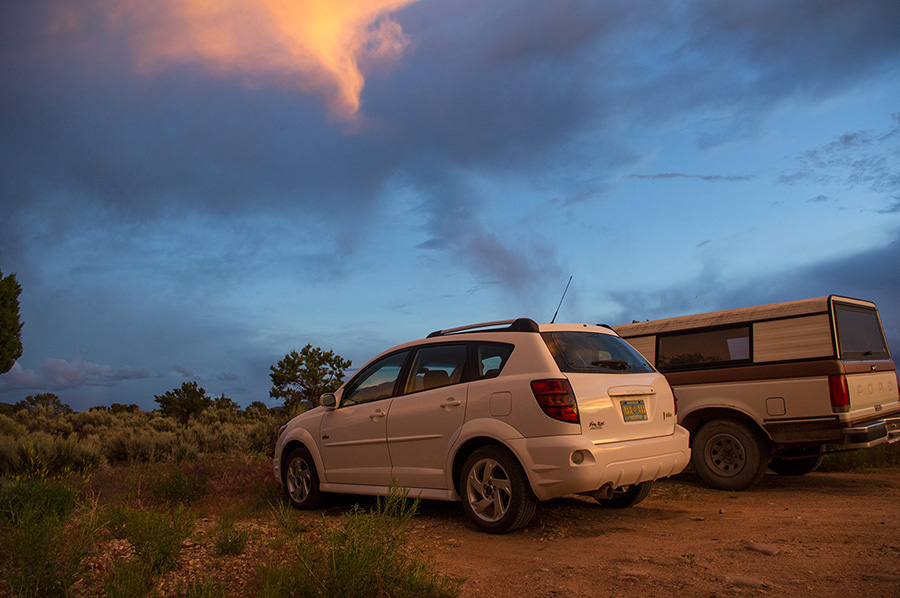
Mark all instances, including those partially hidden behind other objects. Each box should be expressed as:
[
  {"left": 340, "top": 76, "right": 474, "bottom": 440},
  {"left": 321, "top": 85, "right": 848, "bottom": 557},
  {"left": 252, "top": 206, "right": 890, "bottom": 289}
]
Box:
[
  {"left": 404, "top": 344, "right": 467, "bottom": 393},
  {"left": 341, "top": 350, "right": 409, "bottom": 407},
  {"left": 472, "top": 343, "right": 513, "bottom": 380}
]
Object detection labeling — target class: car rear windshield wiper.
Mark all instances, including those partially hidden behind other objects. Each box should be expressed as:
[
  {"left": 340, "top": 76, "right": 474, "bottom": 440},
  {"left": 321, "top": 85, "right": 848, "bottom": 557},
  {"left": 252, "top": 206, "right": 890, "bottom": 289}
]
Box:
[{"left": 591, "top": 360, "right": 630, "bottom": 371}]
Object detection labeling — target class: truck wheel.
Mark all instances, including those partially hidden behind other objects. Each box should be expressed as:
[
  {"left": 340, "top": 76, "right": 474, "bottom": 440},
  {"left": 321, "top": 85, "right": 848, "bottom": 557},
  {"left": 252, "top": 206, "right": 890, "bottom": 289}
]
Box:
[
  {"left": 595, "top": 481, "right": 653, "bottom": 508},
  {"left": 460, "top": 446, "right": 537, "bottom": 534},
  {"left": 692, "top": 419, "right": 770, "bottom": 491}
]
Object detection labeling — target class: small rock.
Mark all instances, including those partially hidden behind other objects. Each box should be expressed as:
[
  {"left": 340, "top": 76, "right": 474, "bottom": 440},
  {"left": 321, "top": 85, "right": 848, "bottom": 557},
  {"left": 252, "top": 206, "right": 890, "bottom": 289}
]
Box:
[
  {"left": 744, "top": 540, "right": 780, "bottom": 556},
  {"left": 727, "top": 575, "right": 768, "bottom": 589},
  {"left": 649, "top": 556, "right": 689, "bottom": 566}
]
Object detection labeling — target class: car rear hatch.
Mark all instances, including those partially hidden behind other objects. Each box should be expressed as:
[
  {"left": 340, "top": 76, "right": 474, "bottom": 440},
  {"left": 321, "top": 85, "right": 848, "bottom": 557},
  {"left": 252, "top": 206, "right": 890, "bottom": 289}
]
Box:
[
  {"left": 566, "top": 372, "right": 676, "bottom": 444},
  {"left": 540, "top": 328, "right": 677, "bottom": 444}
]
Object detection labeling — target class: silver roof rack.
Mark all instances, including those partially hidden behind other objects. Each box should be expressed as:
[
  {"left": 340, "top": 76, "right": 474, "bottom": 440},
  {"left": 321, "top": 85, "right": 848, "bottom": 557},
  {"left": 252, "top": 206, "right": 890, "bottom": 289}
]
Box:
[{"left": 427, "top": 318, "right": 540, "bottom": 338}]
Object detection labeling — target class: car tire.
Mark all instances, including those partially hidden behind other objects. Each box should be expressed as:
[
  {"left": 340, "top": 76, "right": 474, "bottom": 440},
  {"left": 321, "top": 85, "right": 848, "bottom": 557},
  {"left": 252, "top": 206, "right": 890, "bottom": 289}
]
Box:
[
  {"left": 595, "top": 481, "right": 653, "bottom": 508},
  {"left": 691, "top": 419, "right": 770, "bottom": 491},
  {"left": 283, "top": 446, "right": 323, "bottom": 509},
  {"left": 460, "top": 445, "right": 537, "bottom": 534}
]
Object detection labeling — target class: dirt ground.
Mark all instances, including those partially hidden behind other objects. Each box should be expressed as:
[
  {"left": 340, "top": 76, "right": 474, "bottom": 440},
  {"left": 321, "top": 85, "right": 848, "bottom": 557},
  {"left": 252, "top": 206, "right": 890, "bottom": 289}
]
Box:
[
  {"left": 402, "top": 470, "right": 900, "bottom": 598},
  {"left": 88, "top": 469, "right": 900, "bottom": 597}
]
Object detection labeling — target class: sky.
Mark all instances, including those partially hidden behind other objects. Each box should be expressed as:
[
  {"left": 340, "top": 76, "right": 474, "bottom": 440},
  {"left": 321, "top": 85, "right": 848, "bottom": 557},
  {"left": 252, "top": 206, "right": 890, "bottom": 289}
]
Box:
[{"left": 1, "top": 0, "right": 899, "bottom": 412}]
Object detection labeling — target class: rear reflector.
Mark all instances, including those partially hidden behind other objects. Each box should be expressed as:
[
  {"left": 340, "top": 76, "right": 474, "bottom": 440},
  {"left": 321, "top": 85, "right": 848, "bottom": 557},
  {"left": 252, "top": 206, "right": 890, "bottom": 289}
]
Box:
[
  {"left": 828, "top": 374, "right": 850, "bottom": 413},
  {"left": 531, "top": 379, "right": 579, "bottom": 423}
]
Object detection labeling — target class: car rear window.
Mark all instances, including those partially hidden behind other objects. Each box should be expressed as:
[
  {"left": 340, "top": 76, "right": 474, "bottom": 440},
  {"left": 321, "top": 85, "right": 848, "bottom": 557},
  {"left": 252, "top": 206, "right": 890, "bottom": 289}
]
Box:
[
  {"left": 541, "top": 332, "right": 654, "bottom": 374},
  {"left": 834, "top": 304, "right": 890, "bottom": 360}
]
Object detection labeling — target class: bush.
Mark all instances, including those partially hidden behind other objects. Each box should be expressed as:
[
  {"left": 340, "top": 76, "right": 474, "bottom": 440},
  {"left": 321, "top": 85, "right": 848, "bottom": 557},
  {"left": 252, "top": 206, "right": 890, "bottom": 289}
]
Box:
[
  {"left": 0, "top": 433, "right": 103, "bottom": 479},
  {"left": 0, "top": 413, "right": 26, "bottom": 437}
]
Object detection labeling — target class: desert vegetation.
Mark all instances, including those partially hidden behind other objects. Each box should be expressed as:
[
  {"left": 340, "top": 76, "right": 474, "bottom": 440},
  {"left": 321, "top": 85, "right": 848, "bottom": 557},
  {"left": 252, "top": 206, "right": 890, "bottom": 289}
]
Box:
[{"left": 0, "top": 392, "right": 459, "bottom": 598}]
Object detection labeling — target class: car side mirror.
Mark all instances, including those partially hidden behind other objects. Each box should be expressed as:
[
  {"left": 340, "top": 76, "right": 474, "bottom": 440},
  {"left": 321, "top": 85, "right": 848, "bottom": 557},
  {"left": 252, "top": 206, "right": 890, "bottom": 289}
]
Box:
[{"left": 320, "top": 393, "right": 337, "bottom": 409}]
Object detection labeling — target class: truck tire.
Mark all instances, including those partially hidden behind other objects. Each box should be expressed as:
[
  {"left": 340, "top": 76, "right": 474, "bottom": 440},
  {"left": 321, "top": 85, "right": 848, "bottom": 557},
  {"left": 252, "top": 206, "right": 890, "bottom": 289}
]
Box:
[
  {"left": 691, "top": 419, "right": 770, "bottom": 491},
  {"left": 769, "top": 446, "right": 825, "bottom": 476}
]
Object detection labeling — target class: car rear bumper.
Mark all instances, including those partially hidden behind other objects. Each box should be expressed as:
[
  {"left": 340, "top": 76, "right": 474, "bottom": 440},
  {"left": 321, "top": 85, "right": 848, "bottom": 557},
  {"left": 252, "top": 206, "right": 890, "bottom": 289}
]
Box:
[{"left": 508, "top": 425, "right": 691, "bottom": 501}]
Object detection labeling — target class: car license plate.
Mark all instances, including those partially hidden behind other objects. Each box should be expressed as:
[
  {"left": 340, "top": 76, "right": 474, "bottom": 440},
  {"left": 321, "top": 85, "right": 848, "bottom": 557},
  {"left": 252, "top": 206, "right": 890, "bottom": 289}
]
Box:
[{"left": 621, "top": 400, "right": 647, "bottom": 422}]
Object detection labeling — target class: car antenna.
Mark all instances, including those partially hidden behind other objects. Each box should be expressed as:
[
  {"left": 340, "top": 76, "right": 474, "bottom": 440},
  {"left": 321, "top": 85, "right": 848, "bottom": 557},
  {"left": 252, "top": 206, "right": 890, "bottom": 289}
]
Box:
[{"left": 550, "top": 276, "right": 573, "bottom": 324}]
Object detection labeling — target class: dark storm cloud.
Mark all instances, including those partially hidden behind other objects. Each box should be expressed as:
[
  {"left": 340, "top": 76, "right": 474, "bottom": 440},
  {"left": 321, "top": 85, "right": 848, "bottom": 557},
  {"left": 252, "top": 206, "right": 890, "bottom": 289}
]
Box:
[{"left": 4, "top": 0, "right": 898, "bottom": 266}]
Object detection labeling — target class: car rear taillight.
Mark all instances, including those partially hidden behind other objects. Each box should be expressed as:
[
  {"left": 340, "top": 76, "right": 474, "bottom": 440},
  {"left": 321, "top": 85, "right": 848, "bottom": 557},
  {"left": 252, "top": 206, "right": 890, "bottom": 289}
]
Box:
[
  {"left": 531, "top": 379, "right": 579, "bottom": 423},
  {"left": 828, "top": 374, "right": 850, "bottom": 413}
]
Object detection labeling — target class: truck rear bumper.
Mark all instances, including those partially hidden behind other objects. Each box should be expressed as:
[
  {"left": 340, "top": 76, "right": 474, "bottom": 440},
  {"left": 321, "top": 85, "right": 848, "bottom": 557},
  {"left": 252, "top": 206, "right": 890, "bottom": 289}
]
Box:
[{"left": 844, "top": 416, "right": 900, "bottom": 448}]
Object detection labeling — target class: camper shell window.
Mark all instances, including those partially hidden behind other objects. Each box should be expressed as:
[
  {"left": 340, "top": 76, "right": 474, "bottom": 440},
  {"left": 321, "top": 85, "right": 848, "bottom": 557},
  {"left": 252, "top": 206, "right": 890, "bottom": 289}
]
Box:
[
  {"left": 834, "top": 304, "right": 890, "bottom": 361},
  {"left": 656, "top": 326, "right": 751, "bottom": 371}
]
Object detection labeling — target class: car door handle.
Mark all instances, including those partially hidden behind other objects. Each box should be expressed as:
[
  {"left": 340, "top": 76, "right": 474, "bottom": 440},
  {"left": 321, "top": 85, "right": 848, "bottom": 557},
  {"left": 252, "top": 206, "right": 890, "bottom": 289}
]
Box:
[
  {"left": 369, "top": 409, "right": 387, "bottom": 420},
  {"left": 441, "top": 399, "right": 462, "bottom": 409}
]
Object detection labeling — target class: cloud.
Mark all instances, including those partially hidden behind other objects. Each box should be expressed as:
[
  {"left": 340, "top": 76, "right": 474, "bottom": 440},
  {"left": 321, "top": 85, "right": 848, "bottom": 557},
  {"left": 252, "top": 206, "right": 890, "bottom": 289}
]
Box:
[
  {"left": 629, "top": 173, "right": 754, "bottom": 182},
  {"left": 777, "top": 118, "right": 900, "bottom": 203},
  {"left": 0, "top": 356, "right": 151, "bottom": 392},
  {"left": 0, "top": 362, "right": 45, "bottom": 391},
  {"left": 173, "top": 365, "right": 194, "bottom": 378},
  {"left": 51, "top": 0, "right": 420, "bottom": 120}
]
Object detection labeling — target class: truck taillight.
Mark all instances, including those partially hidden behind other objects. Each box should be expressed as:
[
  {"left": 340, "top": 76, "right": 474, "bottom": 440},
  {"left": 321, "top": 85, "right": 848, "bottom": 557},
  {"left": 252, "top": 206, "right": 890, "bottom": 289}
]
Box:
[
  {"left": 828, "top": 374, "right": 850, "bottom": 413},
  {"left": 531, "top": 379, "right": 579, "bottom": 423}
]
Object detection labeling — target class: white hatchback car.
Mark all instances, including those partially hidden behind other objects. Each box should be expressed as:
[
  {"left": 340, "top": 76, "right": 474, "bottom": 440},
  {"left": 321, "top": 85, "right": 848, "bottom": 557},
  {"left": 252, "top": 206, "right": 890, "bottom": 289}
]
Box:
[{"left": 273, "top": 318, "right": 690, "bottom": 533}]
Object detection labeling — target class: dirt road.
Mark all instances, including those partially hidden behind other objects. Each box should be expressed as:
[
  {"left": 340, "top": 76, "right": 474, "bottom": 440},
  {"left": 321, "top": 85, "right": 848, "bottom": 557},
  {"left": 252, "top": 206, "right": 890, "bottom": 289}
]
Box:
[{"left": 405, "top": 471, "right": 900, "bottom": 598}]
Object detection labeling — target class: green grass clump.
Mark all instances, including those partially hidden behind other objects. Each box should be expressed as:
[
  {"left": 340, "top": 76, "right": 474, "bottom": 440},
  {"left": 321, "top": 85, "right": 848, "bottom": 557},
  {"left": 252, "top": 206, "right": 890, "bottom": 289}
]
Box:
[
  {"left": 103, "top": 560, "right": 157, "bottom": 598},
  {"left": 172, "top": 575, "right": 227, "bottom": 598},
  {"left": 0, "top": 478, "right": 101, "bottom": 598},
  {"left": 259, "top": 486, "right": 460, "bottom": 598},
  {"left": 821, "top": 442, "right": 900, "bottom": 472},
  {"left": 148, "top": 468, "right": 209, "bottom": 505},
  {"left": 108, "top": 504, "right": 195, "bottom": 574},
  {"left": 212, "top": 512, "right": 250, "bottom": 556}
]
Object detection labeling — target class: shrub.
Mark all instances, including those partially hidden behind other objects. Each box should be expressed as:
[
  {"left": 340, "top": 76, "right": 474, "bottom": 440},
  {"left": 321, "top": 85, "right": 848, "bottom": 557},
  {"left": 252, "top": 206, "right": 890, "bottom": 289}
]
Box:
[
  {"left": 0, "top": 433, "right": 103, "bottom": 479},
  {"left": 102, "top": 428, "right": 178, "bottom": 463},
  {"left": 0, "top": 413, "right": 26, "bottom": 437}
]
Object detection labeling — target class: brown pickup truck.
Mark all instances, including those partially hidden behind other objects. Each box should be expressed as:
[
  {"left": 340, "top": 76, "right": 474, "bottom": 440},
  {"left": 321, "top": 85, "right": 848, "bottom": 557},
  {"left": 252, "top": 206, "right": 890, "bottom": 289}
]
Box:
[{"left": 615, "top": 295, "right": 900, "bottom": 490}]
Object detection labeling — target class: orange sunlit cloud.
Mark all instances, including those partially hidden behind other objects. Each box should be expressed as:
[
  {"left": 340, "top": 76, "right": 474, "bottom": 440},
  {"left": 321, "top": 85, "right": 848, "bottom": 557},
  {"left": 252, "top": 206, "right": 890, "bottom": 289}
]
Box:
[{"left": 106, "top": 0, "right": 420, "bottom": 118}]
